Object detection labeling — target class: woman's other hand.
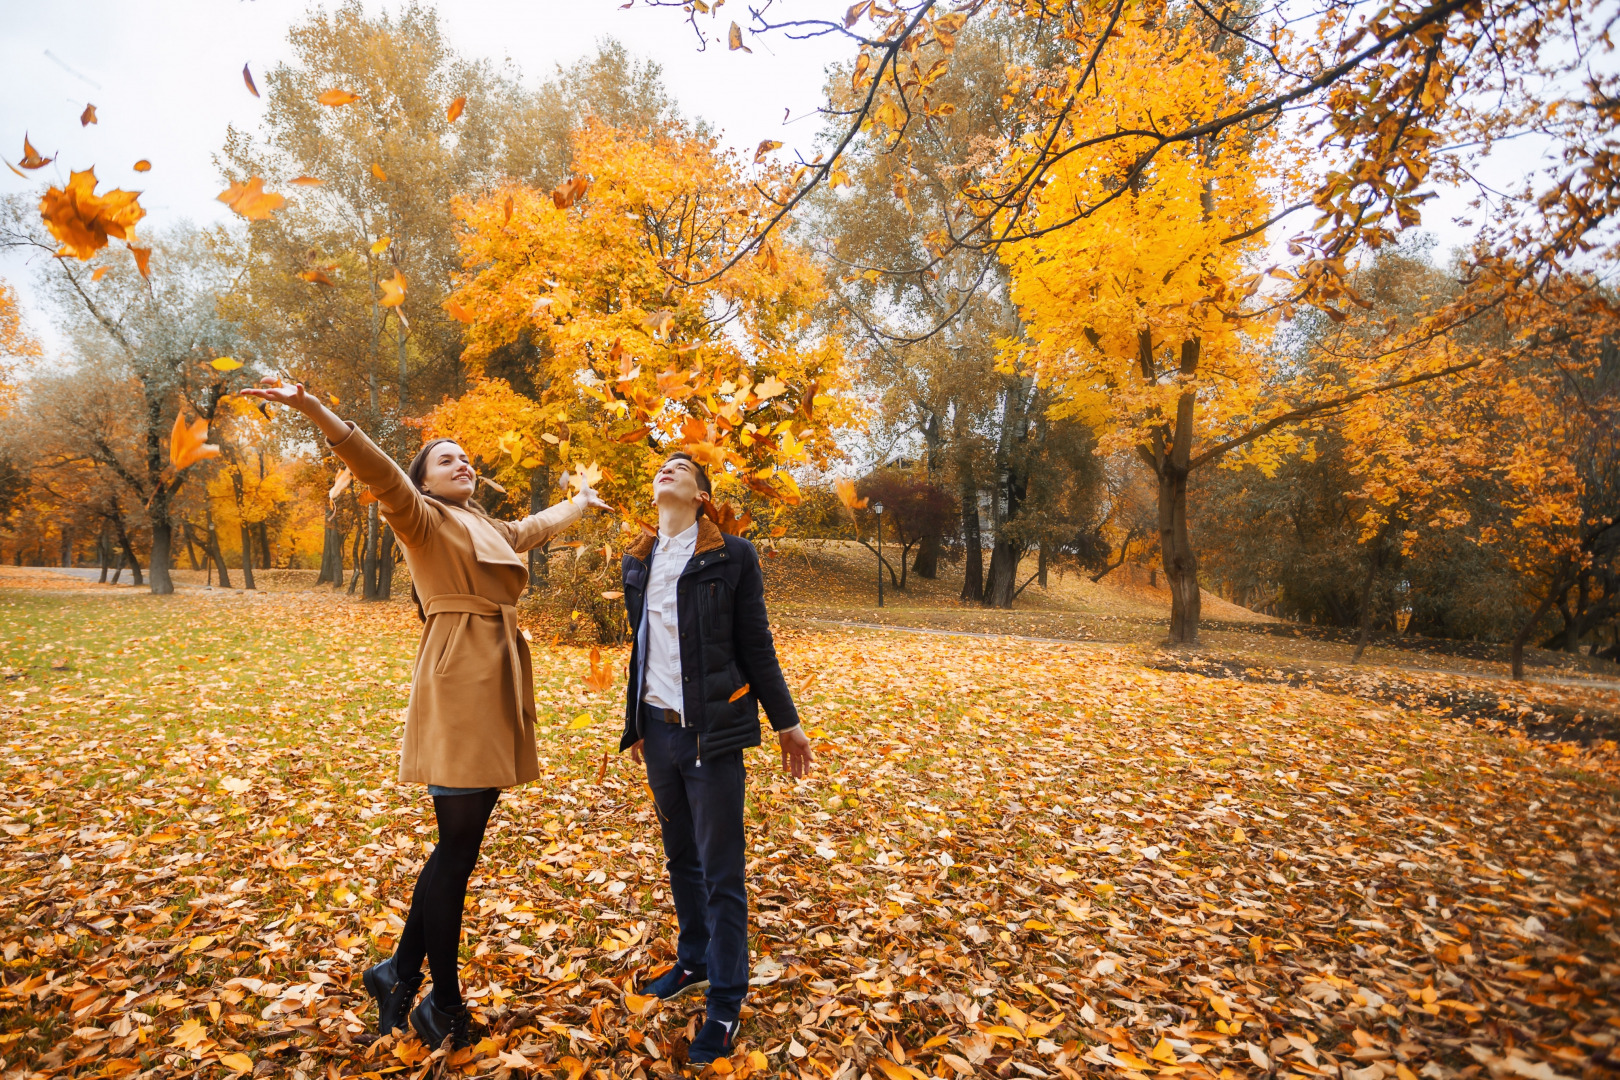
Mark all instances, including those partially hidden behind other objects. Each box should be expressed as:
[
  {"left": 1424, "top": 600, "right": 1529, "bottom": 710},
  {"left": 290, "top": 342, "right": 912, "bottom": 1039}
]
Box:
[
  {"left": 573, "top": 485, "right": 613, "bottom": 512},
  {"left": 238, "top": 377, "right": 313, "bottom": 413}
]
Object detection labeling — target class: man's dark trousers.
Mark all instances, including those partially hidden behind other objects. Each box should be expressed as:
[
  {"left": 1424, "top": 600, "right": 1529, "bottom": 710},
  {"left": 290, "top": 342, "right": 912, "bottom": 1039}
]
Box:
[{"left": 641, "top": 705, "right": 748, "bottom": 1023}]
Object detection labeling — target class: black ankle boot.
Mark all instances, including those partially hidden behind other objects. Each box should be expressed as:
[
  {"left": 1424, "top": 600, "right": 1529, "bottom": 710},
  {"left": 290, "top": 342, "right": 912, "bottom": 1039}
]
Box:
[
  {"left": 410, "top": 993, "right": 472, "bottom": 1050},
  {"left": 362, "top": 957, "right": 423, "bottom": 1037}
]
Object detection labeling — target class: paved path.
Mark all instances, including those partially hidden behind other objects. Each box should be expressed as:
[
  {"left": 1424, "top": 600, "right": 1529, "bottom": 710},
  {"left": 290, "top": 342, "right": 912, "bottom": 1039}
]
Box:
[{"left": 40, "top": 567, "right": 233, "bottom": 594}]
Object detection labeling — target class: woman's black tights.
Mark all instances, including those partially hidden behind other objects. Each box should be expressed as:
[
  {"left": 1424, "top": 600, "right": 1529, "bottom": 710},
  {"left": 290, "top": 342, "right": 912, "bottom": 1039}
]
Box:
[{"left": 393, "top": 789, "right": 499, "bottom": 1010}]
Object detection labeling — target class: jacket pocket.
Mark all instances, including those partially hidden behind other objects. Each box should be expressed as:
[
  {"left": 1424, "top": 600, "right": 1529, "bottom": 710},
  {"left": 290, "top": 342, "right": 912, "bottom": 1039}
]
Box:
[{"left": 432, "top": 613, "right": 467, "bottom": 676}]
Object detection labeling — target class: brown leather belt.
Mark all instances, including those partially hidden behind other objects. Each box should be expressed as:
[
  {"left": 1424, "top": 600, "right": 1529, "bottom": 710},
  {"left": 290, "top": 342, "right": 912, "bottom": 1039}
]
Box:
[{"left": 647, "top": 704, "right": 681, "bottom": 724}]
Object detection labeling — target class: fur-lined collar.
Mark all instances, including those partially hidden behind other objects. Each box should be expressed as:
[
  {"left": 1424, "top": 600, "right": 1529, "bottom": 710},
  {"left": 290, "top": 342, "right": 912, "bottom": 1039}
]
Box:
[{"left": 626, "top": 516, "right": 727, "bottom": 563}]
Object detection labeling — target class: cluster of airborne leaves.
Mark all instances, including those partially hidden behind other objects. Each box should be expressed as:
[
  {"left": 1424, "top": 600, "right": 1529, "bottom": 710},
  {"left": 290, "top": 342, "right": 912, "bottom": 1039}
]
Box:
[{"left": 0, "top": 586, "right": 1616, "bottom": 1080}]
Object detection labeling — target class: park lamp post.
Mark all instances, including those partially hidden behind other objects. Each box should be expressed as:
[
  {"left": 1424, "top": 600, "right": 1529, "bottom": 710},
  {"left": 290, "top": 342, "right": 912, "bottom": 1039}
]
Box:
[{"left": 874, "top": 502, "right": 884, "bottom": 608}]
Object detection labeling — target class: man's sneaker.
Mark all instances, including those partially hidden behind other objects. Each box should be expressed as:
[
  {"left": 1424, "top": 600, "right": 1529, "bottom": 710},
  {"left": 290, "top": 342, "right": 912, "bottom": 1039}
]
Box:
[
  {"left": 687, "top": 1017, "right": 737, "bottom": 1066},
  {"left": 640, "top": 965, "right": 709, "bottom": 1001}
]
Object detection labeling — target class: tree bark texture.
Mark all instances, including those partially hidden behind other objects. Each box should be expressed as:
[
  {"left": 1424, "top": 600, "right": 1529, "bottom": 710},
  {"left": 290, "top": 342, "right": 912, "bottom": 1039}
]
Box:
[{"left": 959, "top": 478, "right": 984, "bottom": 603}]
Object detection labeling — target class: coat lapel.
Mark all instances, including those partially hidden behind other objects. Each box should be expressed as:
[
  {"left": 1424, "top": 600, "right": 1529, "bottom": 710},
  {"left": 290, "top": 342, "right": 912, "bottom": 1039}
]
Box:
[{"left": 446, "top": 505, "right": 525, "bottom": 570}]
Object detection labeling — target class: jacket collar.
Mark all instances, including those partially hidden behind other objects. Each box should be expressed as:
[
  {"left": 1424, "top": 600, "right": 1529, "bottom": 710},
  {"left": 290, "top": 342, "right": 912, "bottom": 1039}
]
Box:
[{"left": 627, "top": 516, "right": 727, "bottom": 563}]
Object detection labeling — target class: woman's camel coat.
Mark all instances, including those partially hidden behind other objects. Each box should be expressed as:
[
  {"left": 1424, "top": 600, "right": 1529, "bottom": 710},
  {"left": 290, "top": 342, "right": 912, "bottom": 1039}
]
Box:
[{"left": 328, "top": 423, "right": 582, "bottom": 788}]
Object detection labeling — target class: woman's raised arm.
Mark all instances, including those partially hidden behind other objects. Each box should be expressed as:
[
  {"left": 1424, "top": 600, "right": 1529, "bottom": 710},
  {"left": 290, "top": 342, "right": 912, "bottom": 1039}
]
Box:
[{"left": 240, "top": 378, "right": 436, "bottom": 547}]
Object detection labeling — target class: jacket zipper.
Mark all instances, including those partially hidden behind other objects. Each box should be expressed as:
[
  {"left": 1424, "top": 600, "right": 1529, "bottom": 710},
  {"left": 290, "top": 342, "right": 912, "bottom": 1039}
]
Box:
[{"left": 696, "top": 733, "right": 701, "bottom": 769}]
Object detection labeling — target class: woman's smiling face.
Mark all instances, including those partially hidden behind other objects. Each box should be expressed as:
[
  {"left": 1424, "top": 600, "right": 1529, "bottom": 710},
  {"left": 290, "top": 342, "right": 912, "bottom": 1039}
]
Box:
[{"left": 419, "top": 442, "right": 477, "bottom": 505}]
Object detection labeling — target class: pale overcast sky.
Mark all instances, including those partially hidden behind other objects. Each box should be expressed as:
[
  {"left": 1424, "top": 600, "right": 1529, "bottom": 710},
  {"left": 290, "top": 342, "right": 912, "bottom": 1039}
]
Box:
[
  {"left": 2, "top": 0, "right": 1517, "bottom": 358},
  {"left": 0, "top": 0, "right": 848, "bottom": 351}
]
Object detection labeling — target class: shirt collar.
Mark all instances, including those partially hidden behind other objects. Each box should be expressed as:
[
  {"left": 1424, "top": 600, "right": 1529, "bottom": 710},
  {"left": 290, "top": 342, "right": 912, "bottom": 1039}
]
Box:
[{"left": 658, "top": 518, "right": 700, "bottom": 551}]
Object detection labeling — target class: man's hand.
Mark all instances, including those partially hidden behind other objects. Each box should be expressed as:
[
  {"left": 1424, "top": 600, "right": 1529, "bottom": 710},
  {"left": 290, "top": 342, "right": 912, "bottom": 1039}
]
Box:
[
  {"left": 778, "top": 726, "right": 813, "bottom": 778},
  {"left": 629, "top": 739, "right": 644, "bottom": 765}
]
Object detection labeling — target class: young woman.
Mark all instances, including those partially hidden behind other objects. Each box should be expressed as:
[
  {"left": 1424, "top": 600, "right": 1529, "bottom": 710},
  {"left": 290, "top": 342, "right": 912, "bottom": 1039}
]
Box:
[{"left": 242, "top": 379, "right": 609, "bottom": 1048}]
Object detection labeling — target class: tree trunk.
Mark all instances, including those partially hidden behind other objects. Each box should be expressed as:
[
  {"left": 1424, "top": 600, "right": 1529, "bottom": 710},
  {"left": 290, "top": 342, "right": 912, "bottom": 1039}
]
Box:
[
  {"left": 1157, "top": 465, "right": 1201, "bottom": 643},
  {"left": 348, "top": 518, "right": 364, "bottom": 595},
  {"left": 529, "top": 464, "right": 551, "bottom": 587},
  {"left": 204, "top": 506, "right": 231, "bottom": 589},
  {"left": 362, "top": 503, "right": 380, "bottom": 600},
  {"left": 1038, "top": 542, "right": 1050, "bottom": 588},
  {"left": 97, "top": 525, "right": 112, "bottom": 583},
  {"left": 377, "top": 524, "right": 395, "bottom": 600},
  {"left": 959, "top": 479, "right": 983, "bottom": 603},
  {"left": 146, "top": 490, "right": 175, "bottom": 595},
  {"left": 257, "top": 520, "right": 273, "bottom": 577},
  {"left": 181, "top": 523, "right": 202, "bottom": 571},
  {"left": 239, "top": 522, "right": 257, "bottom": 590},
  {"left": 59, "top": 527, "right": 72, "bottom": 568},
  {"left": 115, "top": 517, "right": 143, "bottom": 587},
  {"left": 1511, "top": 577, "right": 1563, "bottom": 682},
  {"left": 1351, "top": 548, "right": 1380, "bottom": 663},
  {"left": 913, "top": 533, "right": 940, "bottom": 580}
]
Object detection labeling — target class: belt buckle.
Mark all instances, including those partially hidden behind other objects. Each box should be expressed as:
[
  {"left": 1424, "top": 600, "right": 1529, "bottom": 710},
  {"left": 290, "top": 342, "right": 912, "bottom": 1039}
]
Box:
[{"left": 663, "top": 707, "right": 680, "bottom": 724}]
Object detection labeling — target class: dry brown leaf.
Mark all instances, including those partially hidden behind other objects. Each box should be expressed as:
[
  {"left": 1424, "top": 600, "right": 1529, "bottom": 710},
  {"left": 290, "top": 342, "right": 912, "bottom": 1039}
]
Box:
[{"left": 40, "top": 169, "right": 145, "bottom": 260}]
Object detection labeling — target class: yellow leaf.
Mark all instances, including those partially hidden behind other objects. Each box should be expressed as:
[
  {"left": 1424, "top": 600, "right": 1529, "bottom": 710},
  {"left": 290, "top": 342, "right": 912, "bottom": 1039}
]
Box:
[
  {"left": 187, "top": 935, "right": 216, "bottom": 953},
  {"left": 753, "top": 139, "right": 783, "bottom": 164},
  {"left": 875, "top": 1060, "right": 913, "bottom": 1080},
  {"left": 568, "top": 713, "right": 593, "bottom": 730},
  {"left": 219, "top": 1053, "right": 254, "bottom": 1074},
  {"left": 558, "top": 1056, "right": 587, "bottom": 1080},
  {"left": 1149, "top": 1038, "right": 1179, "bottom": 1064},
  {"left": 133, "top": 159, "right": 152, "bottom": 172},
  {"left": 728, "top": 21, "right": 751, "bottom": 52},
  {"left": 624, "top": 992, "right": 659, "bottom": 1015},
  {"left": 169, "top": 1018, "right": 208, "bottom": 1049},
  {"left": 210, "top": 357, "right": 242, "bottom": 371},
  {"left": 371, "top": 236, "right": 392, "bottom": 255},
  {"left": 168, "top": 415, "right": 220, "bottom": 472},
  {"left": 982, "top": 1025, "right": 1025, "bottom": 1041}
]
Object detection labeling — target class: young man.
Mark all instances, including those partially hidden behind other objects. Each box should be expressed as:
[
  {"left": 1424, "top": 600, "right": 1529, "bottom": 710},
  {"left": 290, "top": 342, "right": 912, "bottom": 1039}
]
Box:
[{"left": 619, "top": 452, "right": 812, "bottom": 1065}]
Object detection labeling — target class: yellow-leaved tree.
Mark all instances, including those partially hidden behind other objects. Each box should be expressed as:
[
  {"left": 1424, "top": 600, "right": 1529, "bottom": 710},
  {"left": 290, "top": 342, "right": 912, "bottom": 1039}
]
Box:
[
  {"left": 433, "top": 119, "right": 855, "bottom": 580},
  {"left": 998, "top": 18, "right": 1285, "bottom": 642}
]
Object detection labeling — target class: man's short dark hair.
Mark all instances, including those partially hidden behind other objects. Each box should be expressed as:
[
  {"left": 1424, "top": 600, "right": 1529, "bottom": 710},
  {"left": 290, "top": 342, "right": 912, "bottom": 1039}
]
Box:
[{"left": 663, "top": 451, "right": 712, "bottom": 496}]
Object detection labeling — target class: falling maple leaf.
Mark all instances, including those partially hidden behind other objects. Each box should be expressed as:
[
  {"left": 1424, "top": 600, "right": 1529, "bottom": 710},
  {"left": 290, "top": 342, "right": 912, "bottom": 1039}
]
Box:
[
  {"left": 503, "top": 193, "right": 514, "bottom": 223},
  {"left": 728, "top": 682, "right": 752, "bottom": 702},
  {"left": 129, "top": 244, "right": 151, "bottom": 279},
  {"left": 446, "top": 298, "right": 473, "bottom": 323},
  {"left": 328, "top": 467, "right": 354, "bottom": 504},
  {"left": 551, "top": 176, "right": 588, "bottom": 209},
  {"left": 242, "top": 63, "right": 259, "bottom": 97},
  {"left": 446, "top": 96, "right": 466, "bottom": 122},
  {"left": 584, "top": 647, "right": 614, "bottom": 694},
  {"left": 370, "top": 162, "right": 388, "bottom": 182},
  {"left": 168, "top": 414, "right": 219, "bottom": 472},
  {"left": 217, "top": 177, "right": 286, "bottom": 221},
  {"left": 17, "top": 134, "right": 53, "bottom": 170},
  {"left": 379, "top": 269, "right": 406, "bottom": 307},
  {"left": 754, "top": 139, "right": 783, "bottom": 163},
  {"left": 728, "top": 21, "right": 751, "bottom": 51},
  {"left": 754, "top": 374, "right": 788, "bottom": 399},
  {"left": 290, "top": 175, "right": 323, "bottom": 186},
  {"left": 39, "top": 169, "right": 145, "bottom": 260},
  {"left": 91, "top": 266, "right": 108, "bottom": 282},
  {"left": 317, "top": 89, "right": 359, "bottom": 107},
  {"left": 835, "top": 477, "right": 869, "bottom": 512},
  {"left": 210, "top": 357, "right": 243, "bottom": 371},
  {"left": 133, "top": 159, "right": 151, "bottom": 172},
  {"left": 642, "top": 310, "right": 675, "bottom": 340},
  {"left": 298, "top": 268, "right": 336, "bottom": 286},
  {"left": 80, "top": 103, "right": 97, "bottom": 126},
  {"left": 370, "top": 236, "right": 391, "bottom": 255}
]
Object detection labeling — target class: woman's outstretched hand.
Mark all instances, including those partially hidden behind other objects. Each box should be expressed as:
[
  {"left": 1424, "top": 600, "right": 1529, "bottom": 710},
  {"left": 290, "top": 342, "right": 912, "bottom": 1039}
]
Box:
[
  {"left": 239, "top": 378, "right": 350, "bottom": 444},
  {"left": 573, "top": 485, "right": 613, "bottom": 513},
  {"left": 238, "top": 377, "right": 313, "bottom": 413}
]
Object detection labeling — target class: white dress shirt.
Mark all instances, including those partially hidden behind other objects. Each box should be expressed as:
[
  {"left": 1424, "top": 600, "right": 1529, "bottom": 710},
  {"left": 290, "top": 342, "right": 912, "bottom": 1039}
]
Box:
[{"left": 641, "top": 519, "right": 699, "bottom": 719}]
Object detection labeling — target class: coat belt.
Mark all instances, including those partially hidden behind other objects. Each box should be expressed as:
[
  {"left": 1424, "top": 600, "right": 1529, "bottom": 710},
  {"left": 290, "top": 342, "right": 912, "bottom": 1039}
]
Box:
[{"left": 423, "top": 593, "right": 525, "bottom": 722}]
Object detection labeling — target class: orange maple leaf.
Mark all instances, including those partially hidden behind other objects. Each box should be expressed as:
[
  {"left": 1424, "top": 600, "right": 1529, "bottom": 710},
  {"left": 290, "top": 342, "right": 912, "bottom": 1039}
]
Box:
[
  {"left": 317, "top": 89, "right": 359, "bottom": 107},
  {"left": 584, "top": 647, "right": 613, "bottom": 694},
  {"left": 217, "top": 177, "right": 286, "bottom": 221},
  {"left": 168, "top": 414, "right": 219, "bottom": 472},
  {"left": 551, "top": 176, "right": 589, "bottom": 209},
  {"left": 379, "top": 269, "right": 407, "bottom": 308},
  {"left": 447, "top": 96, "right": 466, "bottom": 122},
  {"left": 17, "top": 134, "right": 53, "bottom": 170},
  {"left": 40, "top": 169, "right": 145, "bottom": 260}
]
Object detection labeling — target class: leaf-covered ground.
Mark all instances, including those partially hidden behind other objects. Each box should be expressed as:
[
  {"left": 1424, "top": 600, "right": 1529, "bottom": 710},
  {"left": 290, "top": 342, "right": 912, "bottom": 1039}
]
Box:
[{"left": 2, "top": 583, "right": 1618, "bottom": 1080}]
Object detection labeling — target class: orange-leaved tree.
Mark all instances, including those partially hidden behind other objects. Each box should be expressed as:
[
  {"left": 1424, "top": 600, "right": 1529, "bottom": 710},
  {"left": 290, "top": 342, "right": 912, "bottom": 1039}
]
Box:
[{"left": 434, "top": 119, "right": 854, "bottom": 575}]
